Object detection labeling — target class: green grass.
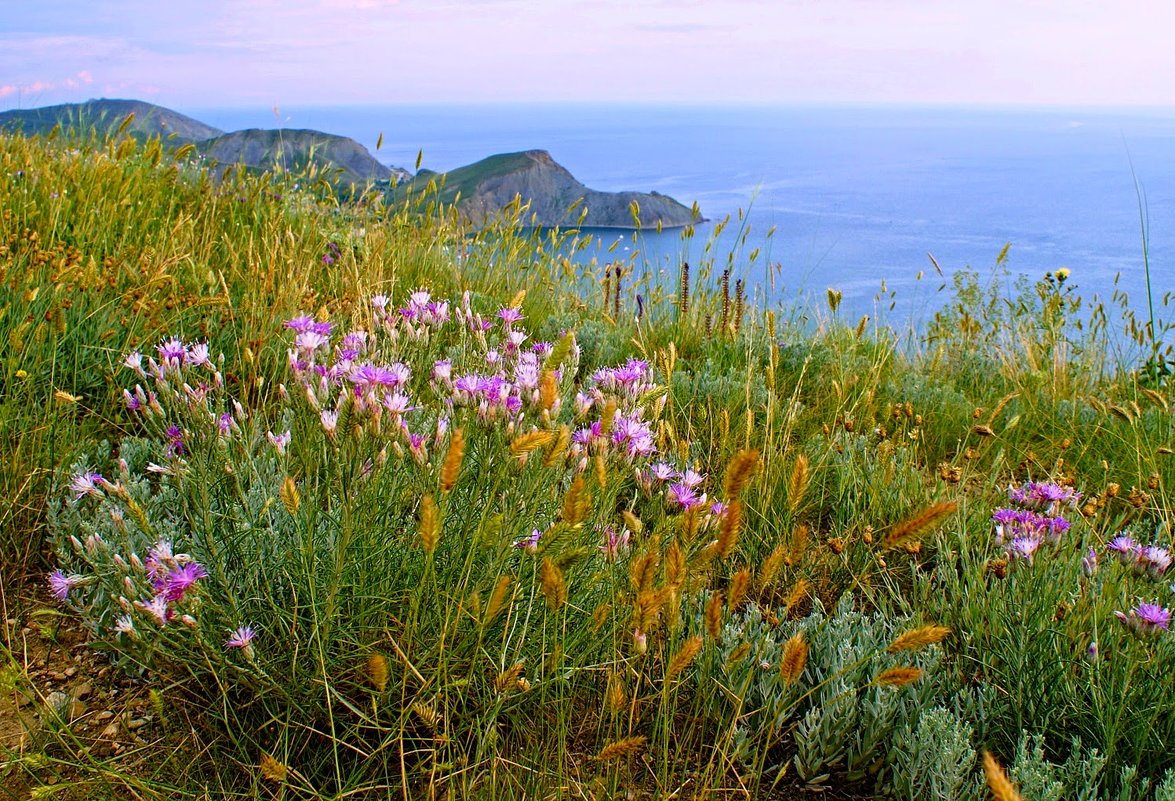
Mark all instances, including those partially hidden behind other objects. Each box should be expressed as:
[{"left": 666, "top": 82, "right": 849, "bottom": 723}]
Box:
[{"left": 1, "top": 126, "right": 1173, "bottom": 800}]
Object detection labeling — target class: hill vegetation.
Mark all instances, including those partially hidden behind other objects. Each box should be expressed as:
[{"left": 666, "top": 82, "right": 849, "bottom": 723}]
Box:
[{"left": 0, "top": 124, "right": 1172, "bottom": 801}]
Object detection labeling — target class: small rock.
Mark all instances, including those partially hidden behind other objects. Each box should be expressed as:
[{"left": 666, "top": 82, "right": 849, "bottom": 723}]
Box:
[
  {"left": 64, "top": 666, "right": 79, "bottom": 677},
  {"left": 46, "top": 691, "right": 71, "bottom": 717},
  {"left": 48, "top": 670, "right": 66, "bottom": 682},
  {"left": 68, "top": 699, "right": 87, "bottom": 719},
  {"left": 96, "top": 710, "right": 114, "bottom": 721},
  {"left": 72, "top": 682, "right": 93, "bottom": 700},
  {"left": 126, "top": 717, "right": 149, "bottom": 730},
  {"left": 101, "top": 722, "right": 120, "bottom": 738}
]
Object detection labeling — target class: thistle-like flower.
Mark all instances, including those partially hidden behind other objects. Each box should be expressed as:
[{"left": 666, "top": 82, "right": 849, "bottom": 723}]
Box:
[{"left": 1114, "top": 602, "right": 1171, "bottom": 636}]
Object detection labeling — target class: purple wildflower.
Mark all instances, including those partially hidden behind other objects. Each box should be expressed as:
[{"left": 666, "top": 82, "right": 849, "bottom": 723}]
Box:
[
  {"left": 1137, "top": 546, "right": 1172, "bottom": 579},
  {"left": 513, "top": 529, "right": 543, "bottom": 553},
  {"left": 49, "top": 570, "right": 82, "bottom": 601},
  {"left": 1107, "top": 534, "right": 1139, "bottom": 563},
  {"left": 268, "top": 430, "right": 292, "bottom": 455},
  {"left": 69, "top": 471, "right": 106, "bottom": 501},
  {"left": 1082, "top": 546, "right": 1099, "bottom": 576},
  {"left": 156, "top": 337, "right": 187, "bottom": 369},
  {"left": 1007, "top": 536, "right": 1042, "bottom": 563},
  {"left": 1115, "top": 602, "right": 1171, "bottom": 636},
  {"left": 226, "top": 625, "right": 257, "bottom": 649},
  {"left": 284, "top": 315, "right": 316, "bottom": 334},
  {"left": 668, "top": 482, "right": 703, "bottom": 510},
  {"left": 498, "top": 307, "right": 524, "bottom": 326},
  {"left": 161, "top": 562, "right": 208, "bottom": 602}
]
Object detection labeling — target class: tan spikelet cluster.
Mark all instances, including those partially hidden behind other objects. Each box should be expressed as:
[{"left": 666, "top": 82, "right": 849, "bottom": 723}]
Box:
[
  {"left": 788, "top": 454, "right": 810, "bottom": 514},
  {"left": 727, "top": 642, "right": 752, "bottom": 664},
  {"left": 883, "top": 501, "right": 957, "bottom": 549},
  {"left": 540, "top": 557, "right": 567, "bottom": 610},
  {"left": 418, "top": 494, "right": 440, "bottom": 554},
  {"left": 595, "top": 735, "right": 647, "bottom": 762},
  {"left": 606, "top": 672, "right": 627, "bottom": 713},
  {"left": 562, "top": 475, "right": 589, "bottom": 527},
  {"left": 366, "top": 653, "right": 388, "bottom": 693},
  {"left": 591, "top": 602, "right": 611, "bottom": 632},
  {"left": 983, "top": 751, "right": 1024, "bottom": 801},
  {"left": 784, "top": 578, "right": 810, "bottom": 615},
  {"left": 484, "top": 575, "right": 514, "bottom": 625},
  {"left": 440, "top": 427, "right": 465, "bottom": 492},
  {"left": 664, "top": 635, "right": 704, "bottom": 683},
  {"left": 544, "top": 425, "right": 570, "bottom": 467},
  {"left": 511, "top": 429, "right": 556, "bottom": 456},
  {"left": 665, "top": 540, "right": 686, "bottom": 589},
  {"left": 629, "top": 551, "right": 659, "bottom": 594},
  {"left": 887, "top": 625, "right": 951, "bottom": 653},
  {"left": 723, "top": 449, "right": 761, "bottom": 499},
  {"left": 622, "top": 510, "right": 643, "bottom": 535},
  {"left": 600, "top": 398, "right": 618, "bottom": 435},
  {"left": 704, "top": 591, "right": 724, "bottom": 639},
  {"left": 508, "top": 289, "right": 526, "bottom": 308},
  {"left": 259, "top": 753, "right": 288, "bottom": 783},
  {"left": 759, "top": 543, "right": 786, "bottom": 591},
  {"left": 495, "top": 661, "right": 526, "bottom": 694},
  {"left": 788, "top": 523, "right": 810, "bottom": 565},
  {"left": 875, "top": 666, "right": 924, "bottom": 686},
  {"left": 716, "top": 500, "right": 743, "bottom": 558},
  {"left": 539, "top": 370, "right": 558, "bottom": 412},
  {"left": 728, "top": 568, "right": 751, "bottom": 612},
  {"left": 280, "top": 476, "right": 300, "bottom": 514},
  {"left": 594, "top": 452, "right": 608, "bottom": 489},
  {"left": 411, "top": 700, "right": 439, "bottom": 729},
  {"left": 632, "top": 588, "right": 667, "bottom": 636},
  {"left": 779, "top": 632, "right": 808, "bottom": 686}
]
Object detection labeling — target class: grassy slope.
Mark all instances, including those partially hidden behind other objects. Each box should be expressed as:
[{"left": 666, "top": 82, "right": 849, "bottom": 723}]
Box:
[{"left": 1, "top": 129, "right": 1173, "bottom": 799}]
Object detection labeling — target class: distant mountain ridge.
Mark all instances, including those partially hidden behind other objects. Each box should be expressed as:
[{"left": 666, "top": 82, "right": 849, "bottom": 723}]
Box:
[
  {"left": 401, "top": 149, "right": 700, "bottom": 229},
  {"left": 0, "top": 98, "right": 701, "bottom": 228},
  {"left": 0, "top": 98, "right": 223, "bottom": 144}
]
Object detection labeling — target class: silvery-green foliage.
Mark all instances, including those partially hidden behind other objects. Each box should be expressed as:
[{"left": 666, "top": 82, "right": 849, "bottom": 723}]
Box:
[
  {"left": 1154, "top": 770, "right": 1175, "bottom": 801},
  {"left": 885, "top": 706, "right": 979, "bottom": 801},
  {"left": 710, "top": 594, "right": 946, "bottom": 786},
  {"left": 1112, "top": 765, "right": 1150, "bottom": 801},
  {"left": 1007, "top": 733, "right": 1107, "bottom": 801}
]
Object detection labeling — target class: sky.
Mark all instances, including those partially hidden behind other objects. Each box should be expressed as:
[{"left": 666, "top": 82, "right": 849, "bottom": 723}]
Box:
[{"left": 3, "top": 0, "right": 1175, "bottom": 110}]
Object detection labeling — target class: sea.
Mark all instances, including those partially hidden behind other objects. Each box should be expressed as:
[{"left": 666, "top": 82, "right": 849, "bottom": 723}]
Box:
[{"left": 187, "top": 103, "right": 1175, "bottom": 343}]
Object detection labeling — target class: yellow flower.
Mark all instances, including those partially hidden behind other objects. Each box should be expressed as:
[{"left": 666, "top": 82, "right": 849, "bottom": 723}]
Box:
[
  {"left": 15, "top": 369, "right": 28, "bottom": 379},
  {"left": 1055, "top": 267, "right": 1071, "bottom": 282}
]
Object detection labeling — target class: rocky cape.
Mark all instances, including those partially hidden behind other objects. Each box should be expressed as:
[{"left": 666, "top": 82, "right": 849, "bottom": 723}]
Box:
[
  {"left": 1, "top": 99, "right": 700, "bottom": 228},
  {"left": 398, "top": 150, "right": 700, "bottom": 229}
]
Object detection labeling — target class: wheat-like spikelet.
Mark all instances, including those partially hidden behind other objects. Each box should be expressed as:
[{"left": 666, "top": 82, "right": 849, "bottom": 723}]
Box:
[
  {"left": 728, "top": 568, "right": 751, "bottom": 612},
  {"left": 622, "top": 510, "right": 643, "bottom": 534},
  {"left": 548, "top": 330, "right": 575, "bottom": 367},
  {"left": 510, "top": 429, "right": 556, "bottom": 456},
  {"left": 875, "top": 666, "right": 924, "bottom": 686},
  {"left": 440, "top": 427, "right": 465, "bottom": 492},
  {"left": 727, "top": 642, "right": 752, "bottom": 664},
  {"left": 600, "top": 398, "right": 618, "bottom": 435},
  {"left": 366, "top": 653, "right": 388, "bottom": 693},
  {"left": 679, "top": 261, "right": 691, "bottom": 315},
  {"left": 716, "top": 499, "right": 743, "bottom": 558},
  {"left": 664, "top": 635, "right": 703, "bottom": 683},
  {"left": 723, "top": 448, "right": 760, "bottom": 499},
  {"left": 418, "top": 494, "right": 440, "bottom": 554},
  {"left": 594, "top": 452, "right": 608, "bottom": 489},
  {"left": 562, "top": 475, "right": 589, "bottom": 527},
  {"left": 629, "top": 550, "right": 658, "bottom": 593},
  {"left": 411, "top": 700, "right": 438, "bottom": 729},
  {"left": 591, "top": 602, "right": 611, "bottom": 633},
  {"left": 983, "top": 751, "right": 1024, "bottom": 801},
  {"left": 596, "top": 735, "right": 647, "bottom": 762},
  {"left": 882, "top": 501, "right": 958, "bottom": 549},
  {"left": 542, "top": 424, "right": 570, "bottom": 467},
  {"left": 759, "top": 543, "right": 786, "bottom": 590},
  {"left": 484, "top": 574, "right": 514, "bottom": 625},
  {"left": 508, "top": 288, "right": 526, "bottom": 308},
  {"left": 633, "top": 587, "right": 667, "bottom": 633},
  {"left": 259, "top": 753, "right": 288, "bottom": 783},
  {"left": 704, "top": 590, "right": 724, "bottom": 639},
  {"left": 606, "top": 671, "right": 627, "bottom": 713},
  {"left": 540, "top": 557, "right": 567, "bottom": 610},
  {"left": 779, "top": 632, "right": 808, "bottom": 686},
  {"left": 539, "top": 369, "right": 558, "bottom": 412},
  {"left": 887, "top": 624, "right": 952, "bottom": 653},
  {"left": 788, "top": 523, "right": 810, "bottom": 565},
  {"left": 665, "top": 540, "right": 685, "bottom": 589},
  {"left": 279, "top": 475, "right": 300, "bottom": 514},
  {"left": 784, "top": 578, "right": 810, "bottom": 614},
  {"left": 495, "top": 661, "right": 526, "bottom": 694},
  {"left": 787, "top": 454, "right": 810, "bottom": 514}
]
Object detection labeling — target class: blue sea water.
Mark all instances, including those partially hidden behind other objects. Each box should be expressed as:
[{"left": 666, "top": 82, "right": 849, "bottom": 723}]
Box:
[{"left": 188, "top": 103, "right": 1175, "bottom": 337}]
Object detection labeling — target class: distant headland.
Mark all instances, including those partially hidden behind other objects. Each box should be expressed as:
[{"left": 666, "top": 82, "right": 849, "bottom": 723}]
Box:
[{"left": 0, "top": 98, "right": 702, "bottom": 229}]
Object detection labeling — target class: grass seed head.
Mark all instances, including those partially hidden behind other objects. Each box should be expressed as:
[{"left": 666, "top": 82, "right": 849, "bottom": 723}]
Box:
[
  {"left": 704, "top": 590, "right": 724, "bottom": 639},
  {"left": 366, "top": 653, "right": 389, "bottom": 693},
  {"left": 723, "top": 448, "right": 760, "bottom": 498},
  {"left": 780, "top": 632, "right": 808, "bottom": 686},
  {"left": 664, "top": 635, "right": 703, "bottom": 683},
  {"left": 540, "top": 557, "right": 567, "bottom": 610},
  {"left": 595, "top": 735, "right": 647, "bottom": 762},
  {"left": 876, "top": 666, "right": 924, "bottom": 687},
  {"left": 418, "top": 494, "right": 440, "bottom": 554},
  {"left": 440, "top": 427, "right": 465, "bottom": 492},
  {"left": 983, "top": 751, "right": 1024, "bottom": 801},
  {"left": 883, "top": 501, "right": 957, "bottom": 549},
  {"left": 887, "top": 624, "right": 951, "bottom": 653}
]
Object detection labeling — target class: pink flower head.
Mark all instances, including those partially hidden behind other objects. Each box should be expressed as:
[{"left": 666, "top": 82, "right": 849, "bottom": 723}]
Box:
[
  {"left": 226, "top": 625, "right": 257, "bottom": 649},
  {"left": 49, "top": 570, "right": 83, "bottom": 601},
  {"left": 284, "top": 315, "right": 317, "bottom": 333},
  {"left": 1107, "top": 534, "right": 1139, "bottom": 563},
  {"left": 668, "top": 482, "right": 703, "bottom": 510},
  {"left": 513, "top": 529, "right": 543, "bottom": 553},
  {"left": 160, "top": 562, "right": 208, "bottom": 602},
  {"left": 156, "top": 337, "right": 187, "bottom": 370},
  {"left": 1115, "top": 602, "right": 1171, "bottom": 636},
  {"left": 268, "top": 430, "right": 292, "bottom": 455},
  {"left": 69, "top": 471, "right": 107, "bottom": 501},
  {"left": 1007, "top": 536, "right": 1042, "bottom": 563},
  {"left": 498, "top": 307, "right": 524, "bottom": 326}
]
